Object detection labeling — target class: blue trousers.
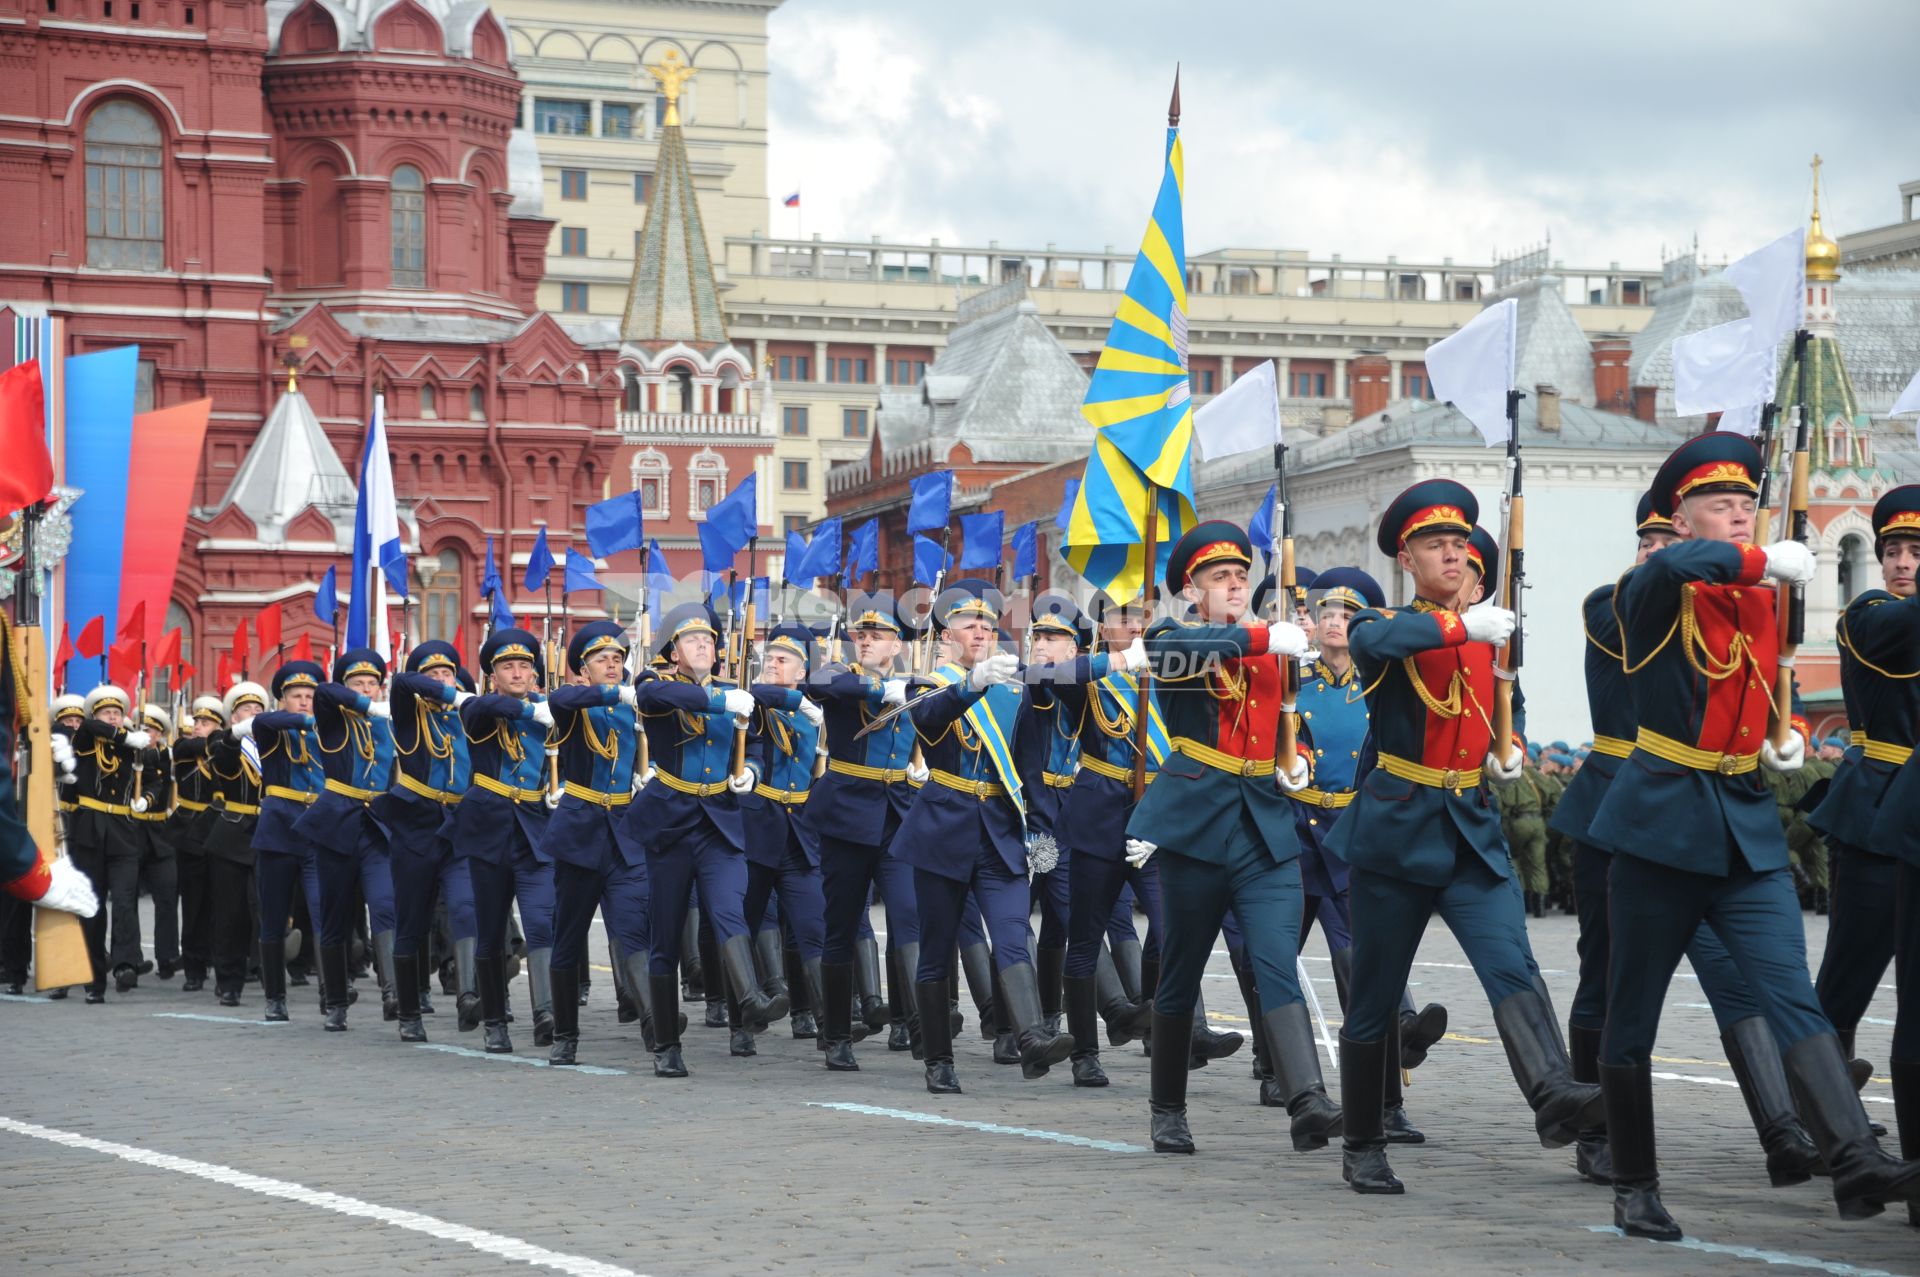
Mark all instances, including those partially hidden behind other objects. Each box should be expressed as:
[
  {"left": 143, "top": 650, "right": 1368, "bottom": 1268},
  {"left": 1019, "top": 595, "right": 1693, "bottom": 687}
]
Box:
[
  {"left": 745, "top": 846, "right": 826, "bottom": 962},
  {"left": 256, "top": 844, "right": 322, "bottom": 946},
  {"left": 1347, "top": 841, "right": 1536, "bottom": 1042},
  {"left": 1065, "top": 852, "right": 1163, "bottom": 979},
  {"left": 1299, "top": 887, "right": 1353, "bottom": 953},
  {"left": 1154, "top": 813, "right": 1303, "bottom": 1017},
  {"left": 316, "top": 843, "right": 396, "bottom": 946},
  {"left": 551, "top": 844, "right": 648, "bottom": 971},
  {"left": 819, "top": 832, "right": 919, "bottom": 963},
  {"left": 646, "top": 820, "right": 748, "bottom": 975},
  {"left": 1035, "top": 858, "right": 1069, "bottom": 950},
  {"left": 467, "top": 848, "right": 553, "bottom": 959},
  {"left": 1815, "top": 840, "right": 1899, "bottom": 1040},
  {"left": 1601, "top": 853, "right": 1832, "bottom": 1068},
  {"left": 391, "top": 844, "right": 475, "bottom": 958},
  {"left": 1569, "top": 841, "right": 1762, "bottom": 1032},
  {"left": 913, "top": 845, "right": 1032, "bottom": 982}
]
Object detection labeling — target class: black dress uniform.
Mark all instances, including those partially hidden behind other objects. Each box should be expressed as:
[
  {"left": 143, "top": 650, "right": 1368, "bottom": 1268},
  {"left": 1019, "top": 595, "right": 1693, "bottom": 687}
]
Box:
[
  {"left": 67, "top": 686, "right": 149, "bottom": 1000},
  {"left": 130, "top": 704, "right": 180, "bottom": 980},
  {"left": 171, "top": 696, "right": 227, "bottom": 993},
  {"left": 204, "top": 682, "right": 268, "bottom": 1006}
]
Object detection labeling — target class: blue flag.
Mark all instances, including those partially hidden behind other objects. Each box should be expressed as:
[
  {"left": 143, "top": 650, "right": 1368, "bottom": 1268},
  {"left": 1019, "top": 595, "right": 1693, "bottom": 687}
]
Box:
[
  {"left": 480, "top": 537, "right": 501, "bottom": 599},
  {"left": 585, "top": 490, "right": 646, "bottom": 557},
  {"left": 645, "top": 538, "right": 672, "bottom": 617},
  {"left": 314, "top": 565, "right": 338, "bottom": 622},
  {"left": 1055, "top": 478, "right": 1081, "bottom": 531},
  {"left": 1011, "top": 521, "right": 1038, "bottom": 580},
  {"left": 783, "top": 530, "right": 810, "bottom": 585},
  {"left": 913, "top": 534, "right": 951, "bottom": 586},
  {"left": 846, "top": 519, "right": 878, "bottom": 577},
  {"left": 698, "top": 473, "right": 758, "bottom": 572},
  {"left": 752, "top": 576, "right": 771, "bottom": 616},
  {"left": 796, "top": 516, "right": 842, "bottom": 580},
  {"left": 957, "top": 511, "right": 1004, "bottom": 570},
  {"left": 564, "top": 548, "right": 603, "bottom": 594},
  {"left": 489, "top": 589, "right": 513, "bottom": 631},
  {"left": 906, "top": 470, "right": 954, "bottom": 534},
  {"left": 523, "top": 526, "right": 554, "bottom": 592},
  {"left": 1248, "top": 483, "right": 1277, "bottom": 561}
]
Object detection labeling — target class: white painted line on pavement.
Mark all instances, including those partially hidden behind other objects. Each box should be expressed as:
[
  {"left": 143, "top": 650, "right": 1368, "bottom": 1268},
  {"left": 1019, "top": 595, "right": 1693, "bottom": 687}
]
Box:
[
  {"left": 0, "top": 1115, "right": 646, "bottom": 1277},
  {"left": 1653, "top": 1069, "right": 1893, "bottom": 1105},
  {"left": 1585, "top": 1224, "right": 1910, "bottom": 1276},
  {"left": 1, "top": 991, "right": 53, "bottom": 1002},
  {"left": 807, "top": 1101, "right": 1149, "bottom": 1153},
  {"left": 414, "top": 1042, "right": 628, "bottom": 1076},
  {"left": 153, "top": 1012, "right": 289, "bottom": 1026}
]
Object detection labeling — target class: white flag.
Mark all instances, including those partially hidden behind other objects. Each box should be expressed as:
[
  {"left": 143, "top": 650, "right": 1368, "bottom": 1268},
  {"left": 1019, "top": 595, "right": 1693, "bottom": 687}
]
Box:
[
  {"left": 1672, "top": 318, "right": 1771, "bottom": 423},
  {"left": 1724, "top": 226, "right": 1806, "bottom": 361},
  {"left": 348, "top": 394, "right": 408, "bottom": 660},
  {"left": 1425, "top": 298, "right": 1516, "bottom": 447},
  {"left": 1191, "top": 359, "right": 1280, "bottom": 461},
  {"left": 1891, "top": 368, "right": 1920, "bottom": 417}
]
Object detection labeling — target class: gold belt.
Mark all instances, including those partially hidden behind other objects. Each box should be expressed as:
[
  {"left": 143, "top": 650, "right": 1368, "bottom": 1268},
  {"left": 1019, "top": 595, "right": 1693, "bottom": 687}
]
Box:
[
  {"left": 1633, "top": 728, "right": 1758, "bottom": 776},
  {"left": 827, "top": 758, "right": 911, "bottom": 784},
  {"left": 76, "top": 796, "right": 132, "bottom": 816},
  {"left": 175, "top": 798, "right": 210, "bottom": 813},
  {"left": 132, "top": 810, "right": 169, "bottom": 823},
  {"left": 652, "top": 770, "right": 731, "bottom": 799},
  {"left": 473, "top": 774, "right": 545, "bottom": 804},
  {"left": 929, "top": 768, "right": 1006, "bottom": 800},
  {"left": 264, "top": 785, "right": 317, "bottom": 805},
  {"left": 398, "top": 771, "right": 462, "bottom": 805},
  {"left": 753, "top": 783, "right": 810, "bottom": 805},
  {"left": 218, "top": 799, "right": 261, "bottom": 816},
  {"left": 1041, "top": 770, "right": 1076, "bottom": 789},
  {"left": 57, "top": 800, "right": 76, "bottom": 813},
  {"left": 1589, "top": 735, "right": 1633, "bottom": 760},
  {"left": 1855, "top": 735, "right": 1914, "bottom": 766},
  {"left": 1377, "top": 753, "right": 1483, "bottom": 790},
  {"left": 323, "top": 778, "right": 378, "bottom": 803},
  {"left": 1075, "top": 754, "right": 1155, "bottom": 785},
  {"left": 1171, "top": 736, "right": 1276, "bottom": 779},
  {"left": 564, "top": 780, "right": 633, "bottom": 807},
  {"left": 1291, "top": 786, "right": 1354, "bottom": 810}
]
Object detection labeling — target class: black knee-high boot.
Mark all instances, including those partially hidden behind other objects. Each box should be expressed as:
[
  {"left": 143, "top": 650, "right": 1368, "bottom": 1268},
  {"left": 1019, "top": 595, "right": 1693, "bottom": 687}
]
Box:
[
  {"left": 394, "top": 952, "right": 426, "bottom": 1042},
  {"left": 1601, "top": 1060, "right": 1680, "bottom": 1240},
  {"left": 477, "top": 954, "right": 511, "bottom": 1054},
  {"left": 917, "top": 980, "right": 960, "bottom": 1093},
  {"left": 1148, "top": 1007, "right": 1194, "bottom": 1153},
  {"left": 547, "top": 965, "right": 579, "bottom": 1066},
  {"left": 1340, "top": 1033, "right": 1402, "bottom": 1193}
]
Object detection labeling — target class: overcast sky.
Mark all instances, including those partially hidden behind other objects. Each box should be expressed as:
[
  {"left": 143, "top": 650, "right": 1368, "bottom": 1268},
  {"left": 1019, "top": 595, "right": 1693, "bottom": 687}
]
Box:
[{"left": 765, "top": 0, "right": 1918, "bottom": 271}]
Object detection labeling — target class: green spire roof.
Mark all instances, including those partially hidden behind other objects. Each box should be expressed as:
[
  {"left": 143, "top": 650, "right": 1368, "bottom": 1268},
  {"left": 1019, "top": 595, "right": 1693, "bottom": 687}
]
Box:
[{"left": 620, "top": 111, "right": 726, "bottom": 345}]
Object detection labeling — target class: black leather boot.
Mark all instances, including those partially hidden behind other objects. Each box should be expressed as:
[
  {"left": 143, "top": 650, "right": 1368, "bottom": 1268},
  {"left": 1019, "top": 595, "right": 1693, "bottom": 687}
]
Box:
[
  {"left": 1131, "top": 948, "right": 1158, "bottom": 1055},
  {"left": 1838, "top": 1026, "right": 1887, "bottom": 1135},
  {"left": 319, "top": 944, "right": 350, "bottom": 1032},
  {"left": 373, "top": 930, "right": 399, "bottom": 1022},
  {"left": 1149, "top": 1008, "right": 1195, "bottom": 1153},
  {"left": 727, "top": 989, "right": 756, "bottom": 1057},
  {"left": 892, "top": 942, "right": 922, "bottom": 1055},
  {"left": 1037, "top": 945, "right": 1066, "bottom": 1034},
  {"left": 1095, "top": 943, "right": 1147, "bottom": 1046},
  {"left": 786, "top": 944, "right": 816, "bottom": 1039},
  {"left": 454, "top": 936, "right": 480, "bottom": 1032},
  {"left": 477, "top": 955, "right": 512, "bottom": 1054},
  {"left": 819, "top": 960, "right": 860, "bottom": 1071},
  {"left": 1231, "top": 954, "right": 1268, "bottom": 1083},
  {"left": 1399, "top": 998, "right": 1448, "bottom": 1071},
  {"left": 753, "top": 929, "right": 790, "bottom": 1021},
  {"left": 1784, "top": 1032, "right": 1920, "bottom": 1220},
  {"left": 1494, "top": 989, "right": 1604, "bottom": 1147},
  {"left": 547, "top": 965, "right": 579, "bottom": 1066},
  {"left": 990, "top": 965, "right": 1020, "bottom": 1065},
  {"left": 617, "top": 951, "right": 657, "bottom": 1051},
  {"left": 1568, "top": 1022, "right": 1612, "bottom": 1185},
  {"left": 610, "top": 939, "right": 639, "bottom": 1024},
  {"left": 528, "top": 947, "right": 555, "bottom": 1047},
  {"left": 854, "top": 934, "right": 889, "bottom": 1032},
  {"left": 1893, "top": 1059, "right": 1919, "bottom": 1228},
  {"left": 1601, "top": 1060, "right": 1681, "bottom": 1240},
  {"left": 1266, "top": 1001, "right": 1342, "bottom": 1152},
  {"left": 1382, "top": 1012, "right": 1424, "bottom": 1145},
  {"left": 1001, "top": 961, "right": 1075, "bottom": 1080},
  {"left": 680, "top": 908, "right": 704, "bottom": 998},
  {"left": 1064, "top": 975, "right": 1108, "bottom": 1087},
  {"left": 916, "top": 980, "right": 961, "bottom": 1093},
  {"left": 394, "top": 952, "right": 427, "bottom": 1042},
  {"left": 1722, "top": 1016, "right": 1819, "bottom": 1186},
  {"left": 721, "top": 933, "right": 788, "bottom": 1032},
  {"left": 958, "top": 943, "right": 996, "bottom": 1041},
  {"left": 699, "top": 922, "right": 726, "bottom": 1027},
  {"left": 1340, "top": 1033, "right": 1403, "bottom": 1193},
  {"left": 259, "top": 942, "right": 290, "bottom": 1023},
  {"left": 650, "top": 973, "right": 687, "bottom": 1077},
  {"left": 1189, "top": 988, "right": 1244, "bottom": 1069}
]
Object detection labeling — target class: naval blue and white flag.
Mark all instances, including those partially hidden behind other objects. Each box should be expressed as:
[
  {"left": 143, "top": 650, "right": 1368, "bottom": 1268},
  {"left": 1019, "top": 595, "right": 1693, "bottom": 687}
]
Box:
[{"left": 346, "top": 393, "right": 408, "bottom": 659}]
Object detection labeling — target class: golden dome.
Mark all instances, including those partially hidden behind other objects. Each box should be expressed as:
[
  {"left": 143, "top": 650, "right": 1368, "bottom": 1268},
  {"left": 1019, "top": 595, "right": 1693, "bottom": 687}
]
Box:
[{"left": 1806, "top": 153, "right": 1840, "bottom": 282}]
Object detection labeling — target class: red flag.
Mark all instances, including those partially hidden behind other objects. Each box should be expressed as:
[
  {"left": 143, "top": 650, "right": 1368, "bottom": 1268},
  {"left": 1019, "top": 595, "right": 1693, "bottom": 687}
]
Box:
[
  {"left": 117, "top": 600, "right": 146, "bottom": 646},
  {"left": 450, "top": 623, "right": 465, "bottom": 668},
  {"left": 257, "top": 601, "right": 282, "bottom": 653},
  {"left": 216, "top": 649, "right": 233, "bottom": 690},
  {"left": 154, "top": 627, "right": 183, "bottom": 678},
  {"left": 75, "top": 615, "right": 105, "bottom": 660},
  {"left": 178, "top": 662, "right": 196, "bottom": 686},
  {"left": 292, "top": 633, "right": 314, "bottom": 663},
  {"left": 54, "top": 623, "right": 73, "bottom": 678},
  {"left": 107, "top": 634, "right": 143, "bottom": 691},
  {"left": 0, "top": 360, "right": 53, "bottom": 519},
  {"left": 233, "top": 616, "right": 250, "bottom": 662}
]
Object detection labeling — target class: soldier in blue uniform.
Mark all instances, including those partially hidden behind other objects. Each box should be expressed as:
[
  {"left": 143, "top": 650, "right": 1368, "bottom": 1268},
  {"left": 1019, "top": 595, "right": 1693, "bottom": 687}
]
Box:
[
  {"left": 295, "top": 648, "right": 399, "bottom": 1032},
  {"left": 373, "top": 640, "right": 478, "bottom": 1042},
  {"left": 232, "top": 660, "right": 328, "bottom": 1022},
  {"left": 1124, "top": 521, "right": 1337, "bottom": 1157},
  {"left": 631, "top": 604, "right": 780, "bottom": 1076},
  {"left": 808, "top": 593, "right": 924, "bottom": 1070},
  {"left": 1022, "top": 595, "right": 1085, "bottom": 1042},
  {"left": 454, "top": 628, "right": 557, "bottom": 1055},
  {"left": 203, "top": 682, "right": 267, "bottom": 1007},
  {"left": 898, "top": 579, "right": 1070, "bottom": 1092},
  {"left": 1588, "top": 433, "right": 1920, "bottom": 1238},
  {"left": 1552, "top": 492, "right": 1818, "bottom": 1190},
  {"left": 1330, "top": 481, "right": 1600, "bottom": 1196}
]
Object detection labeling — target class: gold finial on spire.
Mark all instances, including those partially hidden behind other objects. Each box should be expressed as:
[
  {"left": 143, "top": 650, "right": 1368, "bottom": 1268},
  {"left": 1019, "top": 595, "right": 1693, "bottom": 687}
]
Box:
[
  {"left": 1806, "top": 151, "right": 1840, "bottom": 282},
  {"left": 648, "top": 48, "right": 697, "bottom": 129}
]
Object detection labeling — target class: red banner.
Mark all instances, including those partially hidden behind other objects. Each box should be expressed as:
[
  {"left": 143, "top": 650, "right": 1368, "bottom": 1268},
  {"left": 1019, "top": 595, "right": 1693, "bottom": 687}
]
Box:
[
  {"left": 0, "top": 360, "right": 52, "bottom": 519},
  {"left": 118, "top": 398, "right": 211, "bottom": 651}
]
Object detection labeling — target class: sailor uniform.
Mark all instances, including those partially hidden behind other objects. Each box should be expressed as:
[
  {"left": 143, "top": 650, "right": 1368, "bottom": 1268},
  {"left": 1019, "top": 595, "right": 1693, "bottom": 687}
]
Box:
[{"left": 66, "top": 705, "right": 148, "bottom": 994}]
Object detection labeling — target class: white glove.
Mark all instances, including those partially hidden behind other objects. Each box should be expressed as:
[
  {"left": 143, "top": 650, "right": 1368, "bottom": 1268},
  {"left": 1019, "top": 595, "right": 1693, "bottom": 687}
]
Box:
[
  {"left": 124, "top": 729, "right": 153, "bottom": 751},
  {"left": 130, "top": 795, "right": 149, "bottom": 815},
  {"left": 798, "top": 698, "right": 824, "bottom": 729},
  {"left": 231, "top": 717, "right": 254, "bottom": 741},
  {"left": 452, "top": 691, "right": 475, "bottom": 709},
  {"left": 531, "top": 702, "right": 555, "bottom": 729},
  {"left": 968, "top": 652, "right": 1020, "bottom": 691},
  {"left": 1761, "top": 730, "right": 1805, "bottom": 774},
  {"left": 1463, "top": 606, "right": 1517, "bottom": 646},
  {"left": 881, "top": 678, "right": 908, "bottom": 706},
  {"left": 1762, "top": 540, "right": 1817, "bottom": 587},
  {"left": 617, "top": 685, "right": 638, "bottom": 708},
  {"left": 638, "top": 765, "right": 657, "bottom": 789},
  {"left": 36, "top": 857, "right": 99, "bottom": 918},
  {"left": 1276, "top": 755, "right": 1311, "bottom": 793},
  {"left": 1119, "top": 637, "right": 1149, "bottom": 673},
  {"left": 1487, "top": 747, "right": 1526, "bottom": 782},
  {"left": 906, "top": 760, "right": 929, "bottom": 786},
  {"left": 1124, "top": 838, "right": 1157, "bottom": 868},
  {"left": 816, "top": 739, "right": 830, "bottom": 760},
  {"left": 1265, "top": 621, "right": 1310, "bottom": 658},
  {"left": 50, "top": 735, "right": 77, "bottom": 782},
  {"left": 722, "top": 689, "right": 756, "bottom": 719},
  {"left": 727, "top": 768, "right": 756, "bottom": 795},
  {"left": 367, "top": 701, "right": 391, "bottom": 720}
]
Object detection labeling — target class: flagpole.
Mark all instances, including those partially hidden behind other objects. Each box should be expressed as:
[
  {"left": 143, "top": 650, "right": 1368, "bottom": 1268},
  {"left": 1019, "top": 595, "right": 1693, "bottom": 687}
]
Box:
[
  {"left": 1772, "top": 327, "right": 1814, "bottom": 748},
  {"left": 1271, "top": 431, "right": 1302, "bottom": 768},
  {"left": 730, "top": 537, "right": 758, "bottom": 784},
  {"left": 1131, "top": 485, "right": 1160, "bottom": 801},
  {"left": 1491, "top": 388, "right": 1526, "bottom": 757}
]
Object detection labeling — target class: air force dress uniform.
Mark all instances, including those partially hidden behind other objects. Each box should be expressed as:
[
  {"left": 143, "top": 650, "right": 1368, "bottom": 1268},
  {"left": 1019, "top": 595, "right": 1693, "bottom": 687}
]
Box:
[{"left": 238, "top": 661, "right": 327, "bottom": 1018}]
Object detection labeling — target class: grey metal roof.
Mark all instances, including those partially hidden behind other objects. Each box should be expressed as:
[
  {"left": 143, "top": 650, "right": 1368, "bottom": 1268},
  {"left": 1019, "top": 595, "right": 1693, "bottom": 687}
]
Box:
[
  {"left": 269, "top": 304, "right": 528, "bottom": 345},
  {"left": 216, "top": 385, "right": 356, "bottom": 544},
  {"left": 1500, "top": 273, "right": 1604, "bottom": 405}
]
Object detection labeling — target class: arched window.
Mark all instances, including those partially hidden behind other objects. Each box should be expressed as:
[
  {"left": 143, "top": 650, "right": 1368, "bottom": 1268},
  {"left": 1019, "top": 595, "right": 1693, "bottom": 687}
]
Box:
[
  {"left": 85, "top": 100, "right": 165, "bottom": 271},
  {"left": 468, "top": 384, "right": 486, "bottom": 420},
  {"left": 622, "top": 370, "right": 642, "bottom": 412},
  {"left": 1838, "top": 533, "right": 1872, "bottom": 607},
  {"left": 630, "top": 448, "right": 669, "bottom": 516},
  {"left": 671, "top": 366, "right": 695, "bottom": 414},
  {"left": 419, "top": 382, "right": 437, "bottom": 418},
  {"left": 391, "top": 165, "right": 426, "bottom": 288},
  {"left": 688, "top": 448, "right": 727, "bottom": 518}
]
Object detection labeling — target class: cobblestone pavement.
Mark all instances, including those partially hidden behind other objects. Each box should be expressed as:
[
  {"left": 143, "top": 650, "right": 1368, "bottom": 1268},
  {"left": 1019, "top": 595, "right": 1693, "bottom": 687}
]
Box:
[{"left": 1, "top": 904, "right": 1911, "bottom": 1276}]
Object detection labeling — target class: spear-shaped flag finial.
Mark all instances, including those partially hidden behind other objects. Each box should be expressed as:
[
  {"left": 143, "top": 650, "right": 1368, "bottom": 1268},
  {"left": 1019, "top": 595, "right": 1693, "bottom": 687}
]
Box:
[{"left": 1168, "top": 65, "right": 1181, "bottom": 128}]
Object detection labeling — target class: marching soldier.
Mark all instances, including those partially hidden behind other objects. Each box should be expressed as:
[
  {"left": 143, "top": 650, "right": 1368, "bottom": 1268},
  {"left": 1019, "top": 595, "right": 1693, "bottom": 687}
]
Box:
[
  {"left": 0, "top": 618, "right": 98, "bottom": 936},
  {"left": 1329, "top": 481, "right": 1600, "bottom": 1195},
  {"left": 1123, "top": 522, "right": 1337, "bottom": 1156},
  {"left": 171, "top": 695, "right": 228, "bottom": 993},
  {"left": 1587, "top": 433, "right": 1920, "bottom": 1238},
  {"left": 1022, "top": 596, "right": 1085, "bottom": 1045},
  {"left": 130, "top": 703, "right": 181, "bottom": 981},
  {"left": 204, "top": 682, "right": 267, "bottom": 1007},
  {"left": 66, "top": 683, "right": 153, "bottom": 1000}
]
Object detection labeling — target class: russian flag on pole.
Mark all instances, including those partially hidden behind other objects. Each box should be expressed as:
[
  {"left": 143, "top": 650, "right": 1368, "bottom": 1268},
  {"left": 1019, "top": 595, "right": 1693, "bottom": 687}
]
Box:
[{"left": 346, "top": 394, "right": 409, "bottom": 659}]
